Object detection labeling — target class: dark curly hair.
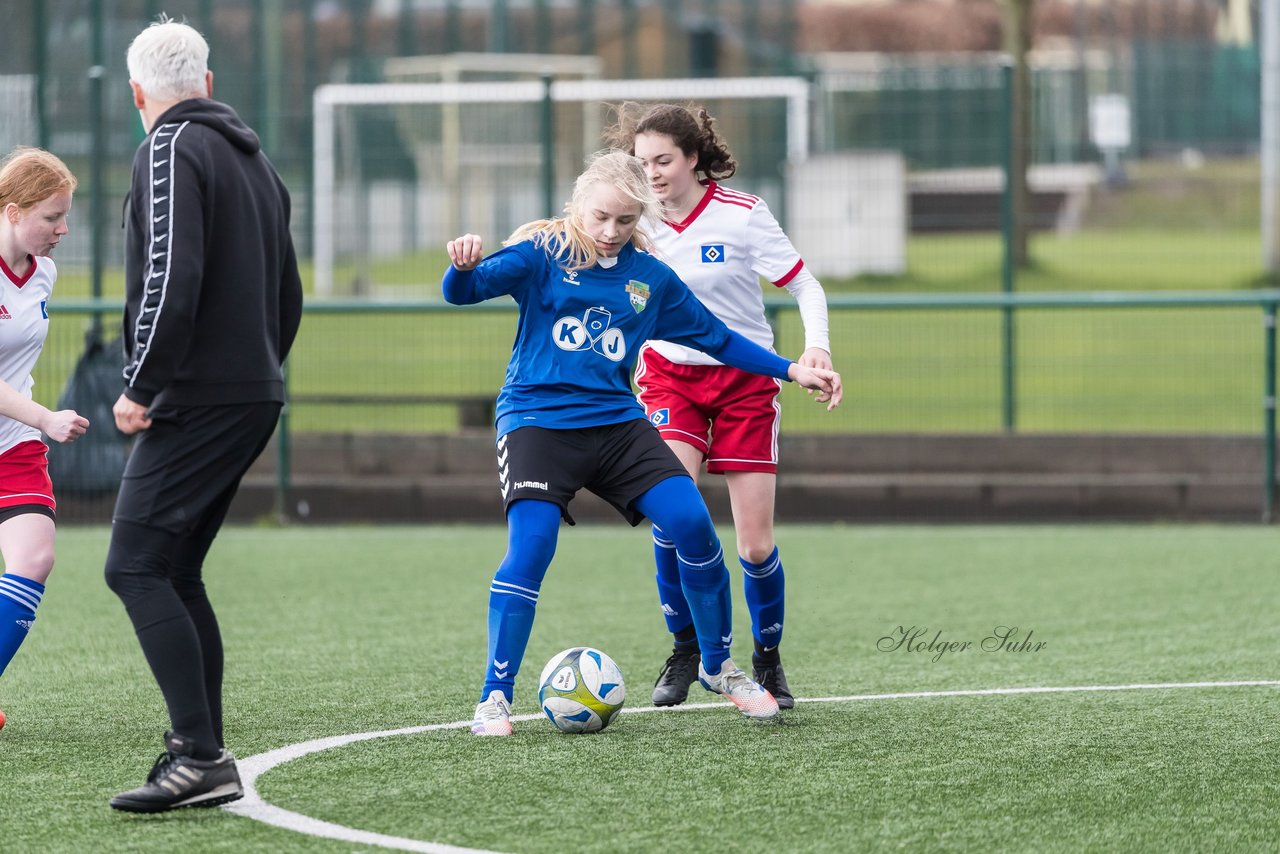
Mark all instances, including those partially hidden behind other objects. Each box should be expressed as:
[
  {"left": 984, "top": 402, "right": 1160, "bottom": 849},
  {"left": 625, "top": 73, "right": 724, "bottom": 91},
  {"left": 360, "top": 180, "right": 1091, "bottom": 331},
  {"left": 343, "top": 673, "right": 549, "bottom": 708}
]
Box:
[{"left": 604, "top": 102, "right": 737, "bottom": 181}]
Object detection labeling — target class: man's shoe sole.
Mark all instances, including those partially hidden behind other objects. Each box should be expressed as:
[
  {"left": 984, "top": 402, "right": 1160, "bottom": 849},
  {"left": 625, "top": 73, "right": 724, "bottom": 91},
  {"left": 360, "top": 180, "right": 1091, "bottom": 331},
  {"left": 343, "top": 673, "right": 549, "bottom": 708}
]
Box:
[{"left": 109, "top": 785, "right": 244, "bottom": 813}]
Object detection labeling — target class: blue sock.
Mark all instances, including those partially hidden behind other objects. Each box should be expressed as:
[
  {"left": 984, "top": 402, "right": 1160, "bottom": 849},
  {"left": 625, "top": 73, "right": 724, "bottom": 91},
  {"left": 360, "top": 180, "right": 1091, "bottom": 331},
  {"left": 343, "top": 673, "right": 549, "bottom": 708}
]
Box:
[
  {"left": 741, "top": 546, "right": 784, "bottom": 650},
  {"left": 635, "top": 477, "right": 732, "bottom": 675},
  {"left": 481, "top": 500, "right": 560, "bottom": 703},
  {"left": 652, "top": 525, "right": 695, "bottom": 641},
  {"left": 0, "top": 573, "right": 44, "bottom": 677},
  {"left": 676, "top": 545, "right": 732, "bottom": 674}
]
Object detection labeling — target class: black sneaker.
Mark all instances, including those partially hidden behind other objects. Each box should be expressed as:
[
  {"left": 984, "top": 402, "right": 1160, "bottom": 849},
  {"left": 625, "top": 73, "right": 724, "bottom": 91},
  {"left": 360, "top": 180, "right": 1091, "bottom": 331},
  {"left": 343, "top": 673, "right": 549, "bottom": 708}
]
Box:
[
  {"left": 110, "top": 731, "right": 244, "bottom": 813},
  {"left": 752, "top": 656, "right": 795, "bottom": 710},
  {"left": 652, "top": 649, "right": 701, "bottom": 706}
]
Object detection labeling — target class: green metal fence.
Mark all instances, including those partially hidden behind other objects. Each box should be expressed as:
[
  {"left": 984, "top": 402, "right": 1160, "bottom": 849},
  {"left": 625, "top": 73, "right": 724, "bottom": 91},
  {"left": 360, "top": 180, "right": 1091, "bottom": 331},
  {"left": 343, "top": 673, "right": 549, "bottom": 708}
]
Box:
[{"left": 37, "top": 290, "right": 1280, "bottom": 522}]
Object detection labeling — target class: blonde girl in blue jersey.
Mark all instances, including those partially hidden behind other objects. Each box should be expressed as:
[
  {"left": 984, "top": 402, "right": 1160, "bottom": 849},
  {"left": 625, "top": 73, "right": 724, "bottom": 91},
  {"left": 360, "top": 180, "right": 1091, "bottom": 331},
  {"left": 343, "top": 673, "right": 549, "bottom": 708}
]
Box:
[
  {"left": 0, "top": 148, "right": 90, "bottom": 729},
  {"left": 444, "top": 151, "right": 841, "bottom": 735}
]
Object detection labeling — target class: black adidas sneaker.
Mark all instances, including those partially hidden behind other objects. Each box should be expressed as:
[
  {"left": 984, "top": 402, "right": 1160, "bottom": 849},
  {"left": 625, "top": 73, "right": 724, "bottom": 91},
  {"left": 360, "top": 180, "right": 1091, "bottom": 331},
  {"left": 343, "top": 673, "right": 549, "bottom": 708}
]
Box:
[{"left": 110, "top": 731, "right": 244, "bottom": 813}]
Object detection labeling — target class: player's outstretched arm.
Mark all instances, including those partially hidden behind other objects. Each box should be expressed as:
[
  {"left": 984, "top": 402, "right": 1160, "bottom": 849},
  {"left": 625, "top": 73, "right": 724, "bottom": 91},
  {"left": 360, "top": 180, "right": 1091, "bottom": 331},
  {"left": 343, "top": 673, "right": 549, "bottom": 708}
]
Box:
[{"left": 787, "top": 364, "right": 843, "bottom": 411}]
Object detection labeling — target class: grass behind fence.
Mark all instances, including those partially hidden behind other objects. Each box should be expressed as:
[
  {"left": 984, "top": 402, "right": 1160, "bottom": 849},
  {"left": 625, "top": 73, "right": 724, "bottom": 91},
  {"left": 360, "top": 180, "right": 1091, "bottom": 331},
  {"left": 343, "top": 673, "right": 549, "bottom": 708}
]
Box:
[{"left": 35, "top": 222, "right": 1272, "bottom": 435}]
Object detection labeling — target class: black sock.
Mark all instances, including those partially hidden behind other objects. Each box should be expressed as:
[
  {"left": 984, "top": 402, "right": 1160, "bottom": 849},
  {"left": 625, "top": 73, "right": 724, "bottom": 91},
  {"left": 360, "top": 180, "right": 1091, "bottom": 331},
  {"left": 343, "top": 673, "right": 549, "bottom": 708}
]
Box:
[
  {"left": 673, "top": 624, "right": 698, "bottom": 653},
  {"left": 132, "top": 612, "right": 221, "bottom": 760},
  {"left": 172, "top": 567, "right": 225, "bottom": 749},
  {"left": 753, "top": 638, "right": 781, "bottom": 667},
  {"left": 105, "top": 525, "right": 221, "bottom": 761}
]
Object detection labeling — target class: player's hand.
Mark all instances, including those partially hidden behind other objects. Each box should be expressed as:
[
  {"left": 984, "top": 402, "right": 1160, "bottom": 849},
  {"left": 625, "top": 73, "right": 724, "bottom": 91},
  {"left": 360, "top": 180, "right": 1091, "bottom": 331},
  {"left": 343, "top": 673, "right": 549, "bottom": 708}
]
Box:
[
  {"left": 787, "top": 364, "right": 843, "bottom": 411},
  {"left": 112, "top": 394, "right": 153, "bottom": 435},
  {"left": 447, "top": 234, "right": 484, "bottom": 271},
  {"left": 798, "top": 347, "right": 833, "bottom": 371},
  {"left": 43, "top": 409, "right": 89, "bottom": 444}
]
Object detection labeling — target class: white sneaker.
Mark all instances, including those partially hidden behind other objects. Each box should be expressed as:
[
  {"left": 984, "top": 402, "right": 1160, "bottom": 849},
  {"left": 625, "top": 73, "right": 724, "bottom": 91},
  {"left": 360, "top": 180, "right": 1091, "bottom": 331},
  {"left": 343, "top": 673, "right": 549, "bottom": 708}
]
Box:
[
  {"left": 471, "top": 690, "right": 513, "bottom": 736},
  {"left": 698, "top": 659, "right": 780, "bottom": 720}
]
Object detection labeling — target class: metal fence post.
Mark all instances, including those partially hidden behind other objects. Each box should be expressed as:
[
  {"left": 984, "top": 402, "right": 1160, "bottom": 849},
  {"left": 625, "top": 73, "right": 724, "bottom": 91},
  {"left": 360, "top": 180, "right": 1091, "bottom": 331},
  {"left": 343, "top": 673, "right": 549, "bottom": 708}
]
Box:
[
  {"left": 541, "top": 73, "right": 555, "bottom": 218},
  {"left": 1264, "top": 301, "right": 1276, "bottom": 522},
  {"left": 33, "top": 0, "right": 48, "bottom": 149},
  {"left": 277, "top": 360, "right": 292, "bottom": 525},
  {"left": 1000, "top": 58, "right": 1017, "bottom": 433},
  {"left": 89, "top": 0, "right": 106, "bottom": 337}
]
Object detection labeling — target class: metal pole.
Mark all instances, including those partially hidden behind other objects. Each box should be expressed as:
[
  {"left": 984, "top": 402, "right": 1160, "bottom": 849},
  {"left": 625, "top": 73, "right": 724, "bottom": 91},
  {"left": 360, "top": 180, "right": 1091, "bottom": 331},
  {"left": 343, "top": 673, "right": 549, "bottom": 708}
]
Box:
[
  {"left": 1262, "top": 0, "right": 1280, "bottom": 272},
  {"left": 446, "top": 0, "right": 462, "bottom": 52},
  {"left": 276, "top": 363, "right": 292, "bottom": 524},
  {"left": 535, "top": 0, "right": 552, "bottom": 55},
  {"left": 399, "top": 0, "right": 415, "bottom": 56},
  {"left": 33, "top": 0, "right": 48, "bottom": 149},
  {"left": 541, "top": 73, "right": 555, "bottom": 218},
  {"left": 622, "top": 0, "right": 638, "bottom": 78},
  {"left": 90, "top": 0, "right": 106, "bottom": 337},
  {"left": 261, "top": 0, "right": 283, "bottom": 155},
  {"left": 1000, "top": 58, "right": 1017, "bottom": 432},
  {"left": 1264, "top": 302, "right": 1277, "bottom": 522},
  {"left": 491, "top": 0, "right": 509, "bottom": 53},
  {"left": 578, "top": 0, "right": 596, "bottom": 56},
  {"left": 663, "top": 0, "right": 683, "bottom": 75},
  {"left": 303, "top": 0, "right": 317, "bottom": 260}
]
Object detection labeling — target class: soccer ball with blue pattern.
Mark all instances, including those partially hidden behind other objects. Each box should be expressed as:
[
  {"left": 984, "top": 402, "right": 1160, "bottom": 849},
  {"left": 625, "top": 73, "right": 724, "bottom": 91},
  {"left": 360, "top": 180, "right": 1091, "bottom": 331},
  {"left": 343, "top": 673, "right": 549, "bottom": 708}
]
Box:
[{"left": 537, "top": 647, "right": 626, "bottom": 733}]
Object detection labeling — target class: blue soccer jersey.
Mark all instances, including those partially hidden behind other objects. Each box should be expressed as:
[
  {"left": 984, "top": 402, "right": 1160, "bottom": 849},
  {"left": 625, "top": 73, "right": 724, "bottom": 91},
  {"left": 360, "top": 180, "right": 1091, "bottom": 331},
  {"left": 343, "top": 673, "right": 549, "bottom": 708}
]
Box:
[{"left": 444, "top": 240, "right": 734, "bottom": 435}]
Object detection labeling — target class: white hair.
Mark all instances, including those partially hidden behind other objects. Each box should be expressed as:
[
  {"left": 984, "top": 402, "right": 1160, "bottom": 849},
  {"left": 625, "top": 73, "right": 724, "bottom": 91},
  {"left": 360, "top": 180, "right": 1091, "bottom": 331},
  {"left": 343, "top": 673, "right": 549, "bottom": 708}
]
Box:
[{"left": 126, "top": 20, "right": 210, "bottom": 102}]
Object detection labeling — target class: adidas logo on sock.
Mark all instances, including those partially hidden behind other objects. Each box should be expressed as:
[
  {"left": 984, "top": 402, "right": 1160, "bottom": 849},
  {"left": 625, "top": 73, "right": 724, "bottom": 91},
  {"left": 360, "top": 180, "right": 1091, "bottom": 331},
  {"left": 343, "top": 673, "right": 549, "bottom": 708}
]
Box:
[
  {"left": 15, "top": 619, "right": 33, "bottom": 631},
  {"left": 661, "top": 604, "right": 678, "bottom": 617},
  {"left": 761, "top": 622, "right": 783, "bottom": 635}
]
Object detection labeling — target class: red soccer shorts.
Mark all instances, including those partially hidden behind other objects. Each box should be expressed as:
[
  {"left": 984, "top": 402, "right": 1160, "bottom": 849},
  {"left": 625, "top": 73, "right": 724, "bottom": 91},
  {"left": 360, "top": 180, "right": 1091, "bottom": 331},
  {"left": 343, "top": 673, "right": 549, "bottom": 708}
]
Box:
[
  {"left": 635, "top": 345, "right": 781, "bottom": 474},
  {"left": 0, "top": 440, "right": 56, "bottom": 510}
]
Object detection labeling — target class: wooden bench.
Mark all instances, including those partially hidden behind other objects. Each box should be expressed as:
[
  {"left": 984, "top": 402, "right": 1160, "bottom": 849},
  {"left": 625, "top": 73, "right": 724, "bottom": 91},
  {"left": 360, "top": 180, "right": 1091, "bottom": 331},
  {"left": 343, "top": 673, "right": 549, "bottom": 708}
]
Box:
[{"left": 288, "top": 393, "right": 495, "bottom": 429}]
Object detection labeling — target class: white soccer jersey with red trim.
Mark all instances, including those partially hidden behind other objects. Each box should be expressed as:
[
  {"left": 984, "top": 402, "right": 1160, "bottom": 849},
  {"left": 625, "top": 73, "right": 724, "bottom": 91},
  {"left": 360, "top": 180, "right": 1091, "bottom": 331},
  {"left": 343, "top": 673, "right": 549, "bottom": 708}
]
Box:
[
  {"left": 647, "top": 181, "right": 805, "bottom": 366},
  {"left": 0, "top": 253, "right": 54, "bottom": 455}
]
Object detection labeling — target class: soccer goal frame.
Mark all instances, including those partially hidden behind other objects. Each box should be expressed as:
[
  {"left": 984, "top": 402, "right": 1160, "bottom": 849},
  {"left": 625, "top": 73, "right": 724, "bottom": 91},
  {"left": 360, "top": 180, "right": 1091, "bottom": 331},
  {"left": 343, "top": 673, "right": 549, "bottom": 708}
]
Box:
[{"left": 312, "top": 75, "right": 812, "bottom": 296}]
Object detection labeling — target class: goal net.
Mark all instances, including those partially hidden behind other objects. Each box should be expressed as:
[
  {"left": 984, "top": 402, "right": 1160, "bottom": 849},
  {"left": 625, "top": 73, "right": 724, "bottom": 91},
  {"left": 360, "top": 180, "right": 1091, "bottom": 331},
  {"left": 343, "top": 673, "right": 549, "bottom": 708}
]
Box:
[{"left": 312, "top": 71, "right": 811, "bottom": 296}]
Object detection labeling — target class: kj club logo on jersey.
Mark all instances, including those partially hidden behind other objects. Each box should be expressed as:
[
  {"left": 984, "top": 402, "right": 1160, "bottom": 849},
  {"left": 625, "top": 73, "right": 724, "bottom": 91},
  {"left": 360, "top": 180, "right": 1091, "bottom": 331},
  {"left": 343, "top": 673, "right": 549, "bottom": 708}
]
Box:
[
  {"left": 650, "top": 408, "right": 671, "bottom": 427},
  {"left": 625, "top": 280, "right": 650, "bottom": 313},
  {"left": 700, "top": 244, "right": 726, "bottom": 263},
  {"left": 553, "top": 306, "right": 626, "bottom": 362}
]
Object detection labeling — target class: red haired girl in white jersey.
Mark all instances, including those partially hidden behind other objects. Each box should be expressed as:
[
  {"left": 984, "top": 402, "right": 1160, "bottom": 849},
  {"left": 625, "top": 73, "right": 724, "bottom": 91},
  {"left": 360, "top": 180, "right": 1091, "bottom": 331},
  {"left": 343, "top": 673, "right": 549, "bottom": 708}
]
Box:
[
  {"left": 0, "top": 147, "right": 90, "bottom": 726},
  {"left": 607, "top": 104, "right": 837, "bottom": 710}
]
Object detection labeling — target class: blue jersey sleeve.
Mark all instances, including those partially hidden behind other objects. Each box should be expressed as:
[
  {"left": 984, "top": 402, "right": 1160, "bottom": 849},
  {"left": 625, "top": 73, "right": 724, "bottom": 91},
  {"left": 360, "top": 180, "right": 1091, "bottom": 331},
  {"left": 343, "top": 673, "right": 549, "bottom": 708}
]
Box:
[
  {"left": 442, "top": 241, "right": 542, "bottom": 305},
  {"left": 709, "top": 332, "right": 793, "bottom": 381},
  {"left": 649, "top": 269, "right": 733, "bottom": 354}
]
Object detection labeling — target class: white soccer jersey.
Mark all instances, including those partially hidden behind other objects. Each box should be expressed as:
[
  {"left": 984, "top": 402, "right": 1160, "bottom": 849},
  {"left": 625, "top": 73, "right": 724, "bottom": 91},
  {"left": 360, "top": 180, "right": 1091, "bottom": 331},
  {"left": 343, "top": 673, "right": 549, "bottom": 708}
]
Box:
[
  {"left": 647, "top": 181, "right": 805, "bottom": 366},
  {"left": 0, "top": 254, "right": 54, "bottom": 455}
]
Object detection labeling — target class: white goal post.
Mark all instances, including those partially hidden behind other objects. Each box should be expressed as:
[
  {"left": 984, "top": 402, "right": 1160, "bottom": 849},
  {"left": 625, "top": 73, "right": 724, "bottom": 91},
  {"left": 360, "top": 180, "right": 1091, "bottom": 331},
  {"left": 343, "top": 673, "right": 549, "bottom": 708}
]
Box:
[{"left": 312, "top": 76, "right": 812, "bottom": 296}]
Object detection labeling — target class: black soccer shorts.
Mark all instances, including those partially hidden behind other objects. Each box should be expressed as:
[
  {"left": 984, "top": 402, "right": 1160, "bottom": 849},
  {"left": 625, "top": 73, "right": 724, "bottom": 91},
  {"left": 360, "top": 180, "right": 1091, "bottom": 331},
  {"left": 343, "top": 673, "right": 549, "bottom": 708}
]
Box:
[{"left": 497, "top": 420, "right": 689, "bottom": 526}]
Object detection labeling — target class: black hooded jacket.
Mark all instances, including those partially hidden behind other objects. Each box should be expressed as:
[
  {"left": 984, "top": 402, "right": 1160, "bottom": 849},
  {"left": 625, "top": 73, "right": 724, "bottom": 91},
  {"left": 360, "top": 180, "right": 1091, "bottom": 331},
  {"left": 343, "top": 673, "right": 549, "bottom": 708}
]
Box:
[{"left": 122, "top": 98, "right": 303, "bottom": 408}]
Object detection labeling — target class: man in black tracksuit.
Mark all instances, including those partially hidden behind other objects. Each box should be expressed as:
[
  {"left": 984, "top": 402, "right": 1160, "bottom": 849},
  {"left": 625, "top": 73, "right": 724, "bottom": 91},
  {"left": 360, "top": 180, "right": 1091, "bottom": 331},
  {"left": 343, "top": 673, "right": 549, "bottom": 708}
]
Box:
[{"left": 106, "top": 20, "right": 303, "bottom": 813}]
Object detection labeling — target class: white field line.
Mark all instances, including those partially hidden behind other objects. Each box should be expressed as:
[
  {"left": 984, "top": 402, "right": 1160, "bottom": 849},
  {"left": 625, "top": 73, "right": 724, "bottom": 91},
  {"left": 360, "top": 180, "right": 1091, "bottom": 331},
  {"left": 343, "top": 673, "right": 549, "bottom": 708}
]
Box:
[{"left": 226, "top": 680, "right": 1280, "bottom": 853}]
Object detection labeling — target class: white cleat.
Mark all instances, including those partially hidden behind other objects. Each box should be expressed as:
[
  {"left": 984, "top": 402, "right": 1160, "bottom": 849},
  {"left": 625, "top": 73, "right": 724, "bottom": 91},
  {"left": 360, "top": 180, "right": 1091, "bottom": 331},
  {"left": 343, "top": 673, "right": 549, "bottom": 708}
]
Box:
[
  {"left": 698, "top": 659, "right": 780, "bottom": 720},
  {"left": 471, "top": 690, "right": 513, "bottom": 736}
]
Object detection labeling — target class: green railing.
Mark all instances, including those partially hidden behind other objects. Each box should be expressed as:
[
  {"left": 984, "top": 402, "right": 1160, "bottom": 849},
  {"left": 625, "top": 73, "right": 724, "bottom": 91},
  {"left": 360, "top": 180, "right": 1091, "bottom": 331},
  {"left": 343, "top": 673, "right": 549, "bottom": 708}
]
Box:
[{"left": 41, "top": 290, "right": 1280, "bottom": 521}]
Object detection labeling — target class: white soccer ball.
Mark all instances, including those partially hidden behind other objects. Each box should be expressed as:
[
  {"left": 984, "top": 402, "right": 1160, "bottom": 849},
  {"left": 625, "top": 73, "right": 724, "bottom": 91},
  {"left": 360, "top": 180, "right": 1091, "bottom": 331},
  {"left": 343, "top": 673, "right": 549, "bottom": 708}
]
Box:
[{"left": 537, "top": 646, "right": 626, "bottom": 733}]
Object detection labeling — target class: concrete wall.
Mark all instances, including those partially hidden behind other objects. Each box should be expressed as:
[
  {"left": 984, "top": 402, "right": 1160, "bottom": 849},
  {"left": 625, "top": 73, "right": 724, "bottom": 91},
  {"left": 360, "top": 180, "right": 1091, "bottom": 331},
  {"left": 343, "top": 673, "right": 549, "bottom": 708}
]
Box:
[{"left": 161, "top": 432, "right": 1275, "bottom": 525}]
